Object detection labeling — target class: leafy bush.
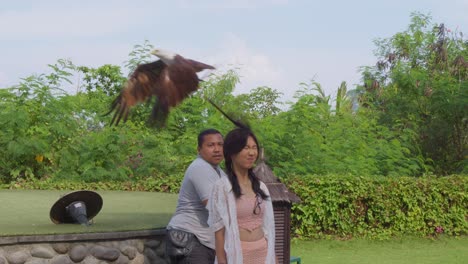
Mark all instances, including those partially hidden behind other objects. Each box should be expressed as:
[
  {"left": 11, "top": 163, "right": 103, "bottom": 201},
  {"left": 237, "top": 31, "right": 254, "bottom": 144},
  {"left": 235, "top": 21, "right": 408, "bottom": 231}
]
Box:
[
  {"left": 54, "top": 128, "right": 131, "bottom": 182},
  {"left": 7, "top": 174, "right": 182, "bottom": 194},
  {"left": 0, "top": 60, "right": 79, "bottom": 183},
  {"left": 285, "top": 174, "right": 468, "bottom": 239}
]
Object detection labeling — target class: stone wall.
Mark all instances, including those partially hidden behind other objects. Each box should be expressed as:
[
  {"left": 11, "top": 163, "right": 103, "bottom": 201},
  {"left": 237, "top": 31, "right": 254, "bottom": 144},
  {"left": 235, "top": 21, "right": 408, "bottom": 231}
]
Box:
[{"left": 0, "top": 230, "right": 169, "bottom": 264}]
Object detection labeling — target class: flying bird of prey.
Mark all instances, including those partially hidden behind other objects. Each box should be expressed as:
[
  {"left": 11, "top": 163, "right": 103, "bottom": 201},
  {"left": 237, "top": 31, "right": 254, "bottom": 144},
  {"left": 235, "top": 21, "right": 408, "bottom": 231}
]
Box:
[{"left": 108, "top": 49, "right": 215, "bottom": 126}]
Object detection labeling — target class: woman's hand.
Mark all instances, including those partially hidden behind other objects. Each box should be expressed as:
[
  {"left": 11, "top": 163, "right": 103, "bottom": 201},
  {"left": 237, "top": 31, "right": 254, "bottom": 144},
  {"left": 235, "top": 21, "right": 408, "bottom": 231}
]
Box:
[{"left": 215, "top": 227, "right": 227, "bottom": 264}]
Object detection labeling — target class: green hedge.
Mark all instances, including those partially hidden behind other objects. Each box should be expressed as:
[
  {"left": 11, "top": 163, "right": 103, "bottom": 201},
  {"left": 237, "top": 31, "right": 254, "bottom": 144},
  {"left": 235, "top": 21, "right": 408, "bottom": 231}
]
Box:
[
  {"left": 284, "top": 175, "right": 468, "bottom": 239},
  {"left": 4, "top": 175, "right": 182, "bottom": 194},
  {"left": 4, "top": 174, "right": 467, "bottom": 239}
]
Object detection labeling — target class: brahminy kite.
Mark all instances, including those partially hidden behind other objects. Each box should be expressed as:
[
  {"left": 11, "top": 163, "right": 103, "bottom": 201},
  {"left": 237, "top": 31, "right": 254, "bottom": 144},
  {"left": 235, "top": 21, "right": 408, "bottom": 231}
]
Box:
[{"left": 108, "top": 49, "right": 215, "bottom": 126}]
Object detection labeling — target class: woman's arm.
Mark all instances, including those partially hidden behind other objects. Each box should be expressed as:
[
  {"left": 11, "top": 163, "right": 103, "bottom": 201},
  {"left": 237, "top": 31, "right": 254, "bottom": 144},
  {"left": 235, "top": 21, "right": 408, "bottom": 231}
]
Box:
[{"left": 215, "top": 227, "right": 227, "bottom": 264}]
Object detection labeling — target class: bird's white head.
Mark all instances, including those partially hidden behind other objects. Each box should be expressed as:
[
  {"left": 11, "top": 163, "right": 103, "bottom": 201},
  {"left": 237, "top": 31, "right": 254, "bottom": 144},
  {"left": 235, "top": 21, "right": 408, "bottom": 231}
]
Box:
[{"left": 151, "top": 49, "right": 177, "bottom": 65}]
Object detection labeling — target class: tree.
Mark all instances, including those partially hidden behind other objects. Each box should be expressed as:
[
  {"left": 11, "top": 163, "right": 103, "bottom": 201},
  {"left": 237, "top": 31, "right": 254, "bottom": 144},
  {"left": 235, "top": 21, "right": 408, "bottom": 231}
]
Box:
[
  {"left": 358, "top": 12, "right": 467, "bottom": 175},
  {"left": 77, "top": 64, "right": 126, "bottom": 97},
  {"left": 334, "top": 81, "right": 353, "bottom": 115},
  {"left": 234, "top": 86, "right": 283, "bottom": 119}
]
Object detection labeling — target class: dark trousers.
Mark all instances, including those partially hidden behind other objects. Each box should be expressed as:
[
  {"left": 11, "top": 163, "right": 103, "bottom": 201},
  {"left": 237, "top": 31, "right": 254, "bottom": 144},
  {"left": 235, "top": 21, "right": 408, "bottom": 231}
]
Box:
[{"left": 168, "top": 235, "right": 215, "bottom": 264}]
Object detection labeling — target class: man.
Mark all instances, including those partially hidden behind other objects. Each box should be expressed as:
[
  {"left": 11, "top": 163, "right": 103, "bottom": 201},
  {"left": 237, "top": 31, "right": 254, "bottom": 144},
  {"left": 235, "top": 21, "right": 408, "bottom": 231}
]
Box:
[{"left": 166, "top": 128, "right": 226, "bottom": 264}]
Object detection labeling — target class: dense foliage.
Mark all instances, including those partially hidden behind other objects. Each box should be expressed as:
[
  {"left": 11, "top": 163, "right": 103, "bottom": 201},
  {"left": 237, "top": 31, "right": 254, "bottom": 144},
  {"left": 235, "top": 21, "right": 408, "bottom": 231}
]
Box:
[{"left": 286, "top": 174, "right": 467, "bottom": 239}]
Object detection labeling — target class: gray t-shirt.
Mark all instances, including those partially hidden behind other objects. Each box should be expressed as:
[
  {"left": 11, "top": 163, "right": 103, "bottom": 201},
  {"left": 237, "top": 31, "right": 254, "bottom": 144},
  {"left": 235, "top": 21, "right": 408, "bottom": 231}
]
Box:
[{"left": 167, "top": 156, "right": 225, "bottom": 249}]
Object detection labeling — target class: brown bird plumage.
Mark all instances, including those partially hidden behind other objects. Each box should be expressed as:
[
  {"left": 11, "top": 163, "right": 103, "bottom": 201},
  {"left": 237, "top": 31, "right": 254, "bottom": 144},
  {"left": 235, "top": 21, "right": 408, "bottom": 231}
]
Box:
[{"left": 108, "top": 49, "right": 215, "bottom": 126}]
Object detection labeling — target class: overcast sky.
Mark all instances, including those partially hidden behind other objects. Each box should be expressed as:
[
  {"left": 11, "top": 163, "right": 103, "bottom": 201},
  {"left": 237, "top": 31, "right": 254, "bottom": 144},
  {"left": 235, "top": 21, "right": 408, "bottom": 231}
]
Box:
[{"left": 1, "top": 0, "right": 467, "bottom": 102}]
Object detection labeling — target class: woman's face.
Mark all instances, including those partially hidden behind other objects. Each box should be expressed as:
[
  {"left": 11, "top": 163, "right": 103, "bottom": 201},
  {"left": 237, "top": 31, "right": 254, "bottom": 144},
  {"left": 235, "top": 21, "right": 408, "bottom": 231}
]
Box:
[{"left": 232, "top": 136, "right": 258, "bottom": 170}]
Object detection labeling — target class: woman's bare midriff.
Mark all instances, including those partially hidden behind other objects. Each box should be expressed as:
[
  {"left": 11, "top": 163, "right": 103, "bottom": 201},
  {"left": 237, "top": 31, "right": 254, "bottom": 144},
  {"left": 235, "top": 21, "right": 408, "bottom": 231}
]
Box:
[{"left": 239, "top": 226, "right": 264, "bottom": 241}]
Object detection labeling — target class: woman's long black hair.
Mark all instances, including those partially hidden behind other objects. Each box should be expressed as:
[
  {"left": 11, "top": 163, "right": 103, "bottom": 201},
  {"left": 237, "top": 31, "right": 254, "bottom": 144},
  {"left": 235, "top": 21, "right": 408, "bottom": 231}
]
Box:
[{"left": 223, "top": 127, "right": 269, "bottom": 200}]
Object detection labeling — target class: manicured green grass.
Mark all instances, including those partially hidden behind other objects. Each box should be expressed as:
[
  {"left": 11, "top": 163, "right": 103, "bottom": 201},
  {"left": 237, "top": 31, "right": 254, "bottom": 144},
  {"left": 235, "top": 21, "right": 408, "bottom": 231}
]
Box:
[
  {"left": 0, "top": 190, "right": 178, "bottom": 236},
  {"left": 290, "top": 236, "right": 468, "bottom": 264}
]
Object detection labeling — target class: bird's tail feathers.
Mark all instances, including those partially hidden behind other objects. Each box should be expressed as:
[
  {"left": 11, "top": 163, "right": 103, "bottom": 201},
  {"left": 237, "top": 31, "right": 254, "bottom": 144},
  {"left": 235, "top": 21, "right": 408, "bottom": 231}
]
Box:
[
  {"left": 103, "top": 94, "right": 129, "bottom": 126},
  {"left": 103, "top": 95, "right": 121, "bottom": 117},
  {"left": 149, "top": 98, "right": 169, "bottom": 128}
]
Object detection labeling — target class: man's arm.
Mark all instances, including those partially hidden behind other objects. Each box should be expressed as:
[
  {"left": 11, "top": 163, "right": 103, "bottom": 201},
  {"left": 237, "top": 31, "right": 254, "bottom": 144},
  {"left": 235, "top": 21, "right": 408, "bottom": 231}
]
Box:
[{"left": 189, "top": 163, "right": 219, "bottom": 205}]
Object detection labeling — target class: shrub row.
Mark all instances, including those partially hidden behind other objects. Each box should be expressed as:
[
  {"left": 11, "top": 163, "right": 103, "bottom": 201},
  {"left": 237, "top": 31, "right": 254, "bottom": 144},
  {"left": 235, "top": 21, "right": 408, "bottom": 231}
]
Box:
[
  {"left": 4, "top": 174, "right": 182, "bottom": 194},
  {"left": 284, "top": 175, "right": 468, "bottom": 239}
]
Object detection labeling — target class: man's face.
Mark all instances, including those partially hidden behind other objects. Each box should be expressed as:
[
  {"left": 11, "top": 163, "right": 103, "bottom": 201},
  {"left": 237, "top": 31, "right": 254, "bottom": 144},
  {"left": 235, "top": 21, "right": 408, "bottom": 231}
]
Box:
[{"left": 198, "top": 133, "right": 224, "bottom": 166}]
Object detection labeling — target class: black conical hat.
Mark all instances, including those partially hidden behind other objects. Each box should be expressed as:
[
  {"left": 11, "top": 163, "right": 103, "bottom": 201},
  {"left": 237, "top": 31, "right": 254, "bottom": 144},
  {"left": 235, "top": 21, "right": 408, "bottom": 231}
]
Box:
[{"left": 50, "top": 190, "right": 103, "bottom": 224}]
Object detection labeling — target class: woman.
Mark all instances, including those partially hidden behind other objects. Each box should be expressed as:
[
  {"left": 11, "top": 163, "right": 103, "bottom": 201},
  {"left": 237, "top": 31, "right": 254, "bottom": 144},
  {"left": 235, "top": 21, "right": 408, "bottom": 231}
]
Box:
[{"left": 208, "top": 127, "right": 276, "bottom": 264}]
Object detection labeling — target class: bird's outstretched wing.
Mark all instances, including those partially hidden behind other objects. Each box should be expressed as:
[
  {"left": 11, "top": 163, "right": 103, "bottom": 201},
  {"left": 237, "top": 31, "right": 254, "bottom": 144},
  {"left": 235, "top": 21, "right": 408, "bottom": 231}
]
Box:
[
  {"left": 107, "top": 60, "right": 166, "bottom": 126},
  {"left": 185, "top": 59, "right": 215, "bottom": 72},
  {"left": 107, "top": 55, "right": 214, "bottom": 127}
]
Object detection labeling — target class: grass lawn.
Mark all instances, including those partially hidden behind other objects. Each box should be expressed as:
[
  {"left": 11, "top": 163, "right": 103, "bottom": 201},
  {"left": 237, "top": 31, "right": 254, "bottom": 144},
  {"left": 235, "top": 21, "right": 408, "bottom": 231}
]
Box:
[
  {"left": 0, "top": 190, "right": 178, "bottom": 236},
  {"left": 291, "top": 236, "right": 468, "bottom": 264}
]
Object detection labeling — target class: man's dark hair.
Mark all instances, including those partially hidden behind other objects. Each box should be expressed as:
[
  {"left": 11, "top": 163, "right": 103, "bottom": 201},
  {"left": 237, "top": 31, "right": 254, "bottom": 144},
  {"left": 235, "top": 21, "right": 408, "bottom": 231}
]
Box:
[{"left": 198, "top": 128, "right": 222, "bottom": 148}]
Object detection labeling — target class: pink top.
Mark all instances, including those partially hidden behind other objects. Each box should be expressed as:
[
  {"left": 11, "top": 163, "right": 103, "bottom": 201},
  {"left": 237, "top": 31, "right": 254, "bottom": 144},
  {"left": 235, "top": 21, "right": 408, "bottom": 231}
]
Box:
[{"left": 236, "top": 195, "right": 265, "bottom": 231}]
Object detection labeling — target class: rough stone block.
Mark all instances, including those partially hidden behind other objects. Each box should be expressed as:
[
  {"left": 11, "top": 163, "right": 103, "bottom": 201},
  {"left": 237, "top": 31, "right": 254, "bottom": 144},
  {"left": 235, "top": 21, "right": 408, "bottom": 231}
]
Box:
[
  {"left": 52, "top": 243, "right": 69, "bottom": 254},
  {"left": 7, "top": 250, "right": 31, "bottom": 264},
  {"left": 90, "top": 245, "right": 120, "bottom": 261},
  {"left": 31, "top": 246, "right": 55, "bottom": 259},
  {"left": 50, "top": 255, "right": 73, "bottom": 264},
  {"left": 69, "top": 244, "right": 88, "bottom": 262},
  {"left": 121, "top": 245, "right": 137, "bottom": 260}
]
